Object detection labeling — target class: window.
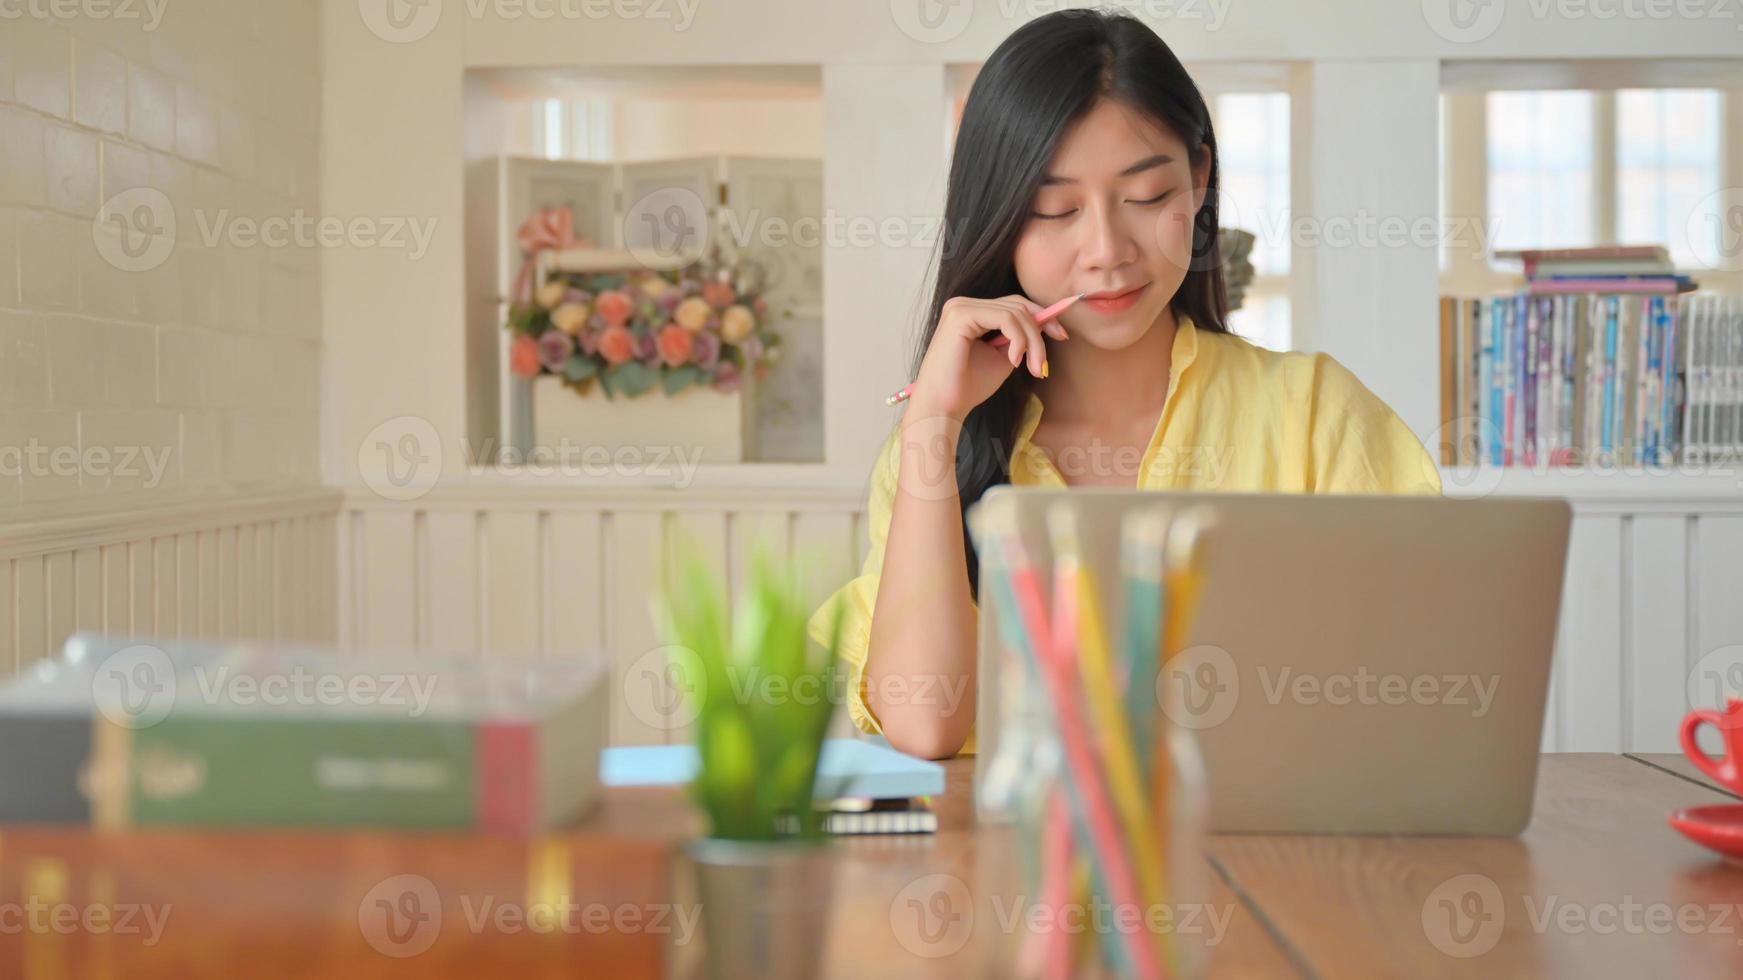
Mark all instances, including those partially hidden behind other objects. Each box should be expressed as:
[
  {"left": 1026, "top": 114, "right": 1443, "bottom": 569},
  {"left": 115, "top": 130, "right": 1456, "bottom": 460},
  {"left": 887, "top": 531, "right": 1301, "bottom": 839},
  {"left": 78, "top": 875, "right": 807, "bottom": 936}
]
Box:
[
  {"left": 1213, "top": 92, "right": 1291, "bottom": 351},
  {"left": 1616, "top": 89, "right": 1723, "bottom": 267},
  {"left": 533, "top": 98, "right": 614, "bottom": 161},
  {"left": 1442, "top": 87, "right": 1734, "bottom": 299},
  {"left": 1485, "top": 91, "right": 1596, "bottom": 253}
]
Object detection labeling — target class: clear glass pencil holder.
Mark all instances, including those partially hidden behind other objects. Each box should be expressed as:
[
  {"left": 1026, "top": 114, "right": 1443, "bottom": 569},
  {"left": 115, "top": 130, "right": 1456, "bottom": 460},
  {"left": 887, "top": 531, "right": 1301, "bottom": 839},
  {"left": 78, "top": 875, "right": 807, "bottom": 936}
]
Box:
[
  {"left": 966, "top": 490, "right": 1214, "bottom": 980},
  {"left": 985, "top": 724, "right": 1210, "bottom": 980}
]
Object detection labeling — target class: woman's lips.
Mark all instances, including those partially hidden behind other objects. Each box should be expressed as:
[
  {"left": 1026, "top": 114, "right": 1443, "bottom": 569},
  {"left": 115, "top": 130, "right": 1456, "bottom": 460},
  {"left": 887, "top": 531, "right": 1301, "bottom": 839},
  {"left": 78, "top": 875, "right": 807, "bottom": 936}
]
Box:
[{"left": 1081, "top": 283, "right": 1147, "bottom": 314}]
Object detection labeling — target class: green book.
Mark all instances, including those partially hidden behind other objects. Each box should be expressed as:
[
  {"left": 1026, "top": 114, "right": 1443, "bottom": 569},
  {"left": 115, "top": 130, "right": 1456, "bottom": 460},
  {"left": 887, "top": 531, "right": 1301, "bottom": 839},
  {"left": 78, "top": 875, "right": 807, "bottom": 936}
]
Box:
[{"left": 0, "top": 634, "right": 608, "bottom": 834}]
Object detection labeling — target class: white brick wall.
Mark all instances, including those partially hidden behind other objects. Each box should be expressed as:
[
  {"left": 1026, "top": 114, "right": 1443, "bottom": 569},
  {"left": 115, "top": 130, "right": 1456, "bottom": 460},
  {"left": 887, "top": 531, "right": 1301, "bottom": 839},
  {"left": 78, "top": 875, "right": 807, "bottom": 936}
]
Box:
[{"left": 0, "top": 0, "right": 322, "bottom": 509}]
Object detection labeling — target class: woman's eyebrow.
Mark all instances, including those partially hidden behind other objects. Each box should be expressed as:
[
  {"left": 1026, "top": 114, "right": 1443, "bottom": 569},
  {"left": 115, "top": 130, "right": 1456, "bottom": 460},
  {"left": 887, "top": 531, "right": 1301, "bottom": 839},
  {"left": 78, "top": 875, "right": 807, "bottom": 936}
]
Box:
[{"left": 1039, "top": 154, "right": 1174, "bottom": 186}]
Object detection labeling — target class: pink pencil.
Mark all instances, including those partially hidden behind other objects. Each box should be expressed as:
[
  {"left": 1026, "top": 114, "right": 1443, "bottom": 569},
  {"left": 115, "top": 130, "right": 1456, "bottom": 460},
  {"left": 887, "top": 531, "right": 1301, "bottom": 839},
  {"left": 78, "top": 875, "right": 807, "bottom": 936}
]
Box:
[{"left": 885, "top": 292, "right": 1084, "bottom": 406}]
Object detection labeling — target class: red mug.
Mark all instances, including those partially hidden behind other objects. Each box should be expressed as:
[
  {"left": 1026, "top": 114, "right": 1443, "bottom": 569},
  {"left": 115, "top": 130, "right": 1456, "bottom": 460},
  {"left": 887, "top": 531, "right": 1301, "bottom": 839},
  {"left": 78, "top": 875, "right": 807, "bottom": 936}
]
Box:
[{"left": 1681, "top": 699, "right": 1743, "bottom": 794}]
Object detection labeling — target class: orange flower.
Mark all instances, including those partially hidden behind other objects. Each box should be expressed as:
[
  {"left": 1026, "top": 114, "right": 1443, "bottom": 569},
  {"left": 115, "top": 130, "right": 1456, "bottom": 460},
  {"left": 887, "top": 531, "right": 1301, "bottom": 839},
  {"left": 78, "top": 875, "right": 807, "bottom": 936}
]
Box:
[
  {"left": 595, "top": 290, "right": 635, "bottom": 328},
  {"left": 702, "top": 279, "right": 736, "bottom": 309},
  {"left": 656, "top": 324, "right": 695, "bottom": 367},
  {"left": 510, "top": 334, "right": 543, "bottom": 378},
  {"left": 598, "top": 325, "right": 636, "bottom": 365}
]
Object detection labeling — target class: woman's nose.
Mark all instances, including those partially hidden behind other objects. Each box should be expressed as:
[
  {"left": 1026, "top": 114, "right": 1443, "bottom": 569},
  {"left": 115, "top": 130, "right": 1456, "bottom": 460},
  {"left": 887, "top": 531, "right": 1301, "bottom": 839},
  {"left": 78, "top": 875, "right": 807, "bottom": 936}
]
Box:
[{"left": 1078, "top": 199, "right": 1137, "bottom": 272}]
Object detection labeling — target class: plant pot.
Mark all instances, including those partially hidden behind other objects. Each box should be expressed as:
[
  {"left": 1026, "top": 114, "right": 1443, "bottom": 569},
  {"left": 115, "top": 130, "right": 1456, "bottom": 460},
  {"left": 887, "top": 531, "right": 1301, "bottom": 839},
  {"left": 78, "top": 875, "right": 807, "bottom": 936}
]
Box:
[
  {"left": 531, "top": 373, "right": 757, "bottom": 465},
  {"left": 679, "top": 837, "right": 835, "bottom": 980}
]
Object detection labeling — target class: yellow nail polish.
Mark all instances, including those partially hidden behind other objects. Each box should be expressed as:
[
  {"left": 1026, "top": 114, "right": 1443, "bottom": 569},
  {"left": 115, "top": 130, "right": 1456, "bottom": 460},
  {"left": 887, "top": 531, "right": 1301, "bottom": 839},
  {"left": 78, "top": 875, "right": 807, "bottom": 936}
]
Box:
[{"left": 1041, "top": 359, "right": 1050, "bottom": 378}]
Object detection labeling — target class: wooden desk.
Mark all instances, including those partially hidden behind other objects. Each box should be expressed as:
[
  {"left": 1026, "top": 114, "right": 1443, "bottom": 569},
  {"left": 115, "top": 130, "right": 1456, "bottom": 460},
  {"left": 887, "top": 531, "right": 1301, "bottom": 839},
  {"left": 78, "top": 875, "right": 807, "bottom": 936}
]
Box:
[{"left": 0, "top": 754, "right": 1738, "bottom": 977}]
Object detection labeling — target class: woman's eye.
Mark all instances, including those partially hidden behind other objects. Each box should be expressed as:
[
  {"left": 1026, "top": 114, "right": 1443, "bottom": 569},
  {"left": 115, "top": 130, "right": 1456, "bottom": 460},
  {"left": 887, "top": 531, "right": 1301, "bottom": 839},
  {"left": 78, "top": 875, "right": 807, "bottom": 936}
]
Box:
[
  {"left": 1031, "top": 208, "right": 1077, "bottom": 220},
  {"left": 1129, "top": 190, "right": 1171, "bottom": 205}
]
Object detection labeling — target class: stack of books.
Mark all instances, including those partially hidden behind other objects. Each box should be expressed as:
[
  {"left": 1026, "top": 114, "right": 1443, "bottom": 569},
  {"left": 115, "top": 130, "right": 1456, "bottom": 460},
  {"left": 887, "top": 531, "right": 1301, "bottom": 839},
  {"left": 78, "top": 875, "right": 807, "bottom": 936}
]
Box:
[
  {"left": 0, "top": 634, "right": 611, "bottom": 833},
  {"left": 1437, "top": 245, "right": 1741, "bottom": 469},
  {"left": 1503, "top": 244, "right": 1697, "bottom": 296}
]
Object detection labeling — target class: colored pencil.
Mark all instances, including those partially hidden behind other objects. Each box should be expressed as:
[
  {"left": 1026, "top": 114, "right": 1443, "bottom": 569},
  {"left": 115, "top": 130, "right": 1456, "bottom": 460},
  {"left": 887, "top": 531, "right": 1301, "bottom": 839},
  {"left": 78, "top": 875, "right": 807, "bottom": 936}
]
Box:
[
  {"left": 1048, "top": 506, "right": 1171, "bottom": 957},
  {"left": 982, "top": 514, "right": 1162, "bottom": 980}
]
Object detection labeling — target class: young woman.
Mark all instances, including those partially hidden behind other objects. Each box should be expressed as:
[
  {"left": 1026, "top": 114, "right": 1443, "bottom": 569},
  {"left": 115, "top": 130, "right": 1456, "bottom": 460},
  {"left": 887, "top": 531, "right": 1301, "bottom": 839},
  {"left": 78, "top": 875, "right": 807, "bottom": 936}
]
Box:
[{"left": 809, "top": 10, "right": 1440, "bottom": 759}]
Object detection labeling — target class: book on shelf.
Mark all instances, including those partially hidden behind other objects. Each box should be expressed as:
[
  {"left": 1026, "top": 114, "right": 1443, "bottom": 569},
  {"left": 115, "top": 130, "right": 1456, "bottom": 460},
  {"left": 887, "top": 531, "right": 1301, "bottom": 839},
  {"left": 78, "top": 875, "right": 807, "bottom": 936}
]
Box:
[{"left": 1437, "top": 291, "right": 1743, "bottom": 469}]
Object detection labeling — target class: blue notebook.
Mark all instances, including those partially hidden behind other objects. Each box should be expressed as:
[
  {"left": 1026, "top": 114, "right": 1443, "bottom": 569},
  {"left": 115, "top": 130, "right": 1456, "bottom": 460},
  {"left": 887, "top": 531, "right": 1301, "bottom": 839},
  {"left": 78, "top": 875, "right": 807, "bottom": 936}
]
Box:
[{"left": 601, "top": 738, "right": 945, "bottom": 799}]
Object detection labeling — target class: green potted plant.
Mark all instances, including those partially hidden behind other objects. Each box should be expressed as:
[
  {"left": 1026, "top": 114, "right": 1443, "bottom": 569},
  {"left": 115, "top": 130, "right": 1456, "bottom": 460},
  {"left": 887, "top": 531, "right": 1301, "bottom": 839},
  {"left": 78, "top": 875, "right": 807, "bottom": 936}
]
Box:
[{"left": 650, "top": 536, "right": 845, "bottom": 980}]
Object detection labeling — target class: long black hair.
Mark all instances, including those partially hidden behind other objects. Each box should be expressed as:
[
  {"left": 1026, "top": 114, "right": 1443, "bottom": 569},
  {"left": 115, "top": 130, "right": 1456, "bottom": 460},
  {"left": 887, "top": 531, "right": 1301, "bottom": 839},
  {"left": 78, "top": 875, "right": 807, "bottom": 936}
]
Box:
[{"left": 918, "top": 9, "right": 1231, "bottom": 599}]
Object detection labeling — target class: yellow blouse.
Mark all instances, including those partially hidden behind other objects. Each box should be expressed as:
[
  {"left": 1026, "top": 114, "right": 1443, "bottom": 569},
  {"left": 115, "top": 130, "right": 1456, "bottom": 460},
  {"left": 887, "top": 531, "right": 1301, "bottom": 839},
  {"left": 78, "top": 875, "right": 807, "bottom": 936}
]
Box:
[{"left": 806, "top": 315, "right": 1442, "bottom": 746}]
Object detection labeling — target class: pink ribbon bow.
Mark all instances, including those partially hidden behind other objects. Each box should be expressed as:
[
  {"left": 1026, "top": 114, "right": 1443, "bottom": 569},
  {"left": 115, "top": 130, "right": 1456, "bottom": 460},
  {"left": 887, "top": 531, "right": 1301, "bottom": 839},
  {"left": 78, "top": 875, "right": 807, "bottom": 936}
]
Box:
[{"left": 512, "top": 206, "right": 594, "bottom": 305}]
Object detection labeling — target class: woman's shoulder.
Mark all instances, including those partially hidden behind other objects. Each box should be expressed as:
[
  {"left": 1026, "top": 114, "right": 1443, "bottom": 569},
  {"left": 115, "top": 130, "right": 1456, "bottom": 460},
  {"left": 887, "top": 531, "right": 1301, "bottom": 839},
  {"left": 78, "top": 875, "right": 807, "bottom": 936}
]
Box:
[
  {"left": 1194, "top": 325, "right": 1332, "bottom": 402},
  {"left": 1196, "top": 328, "right": 1440, "bottom": 493},
  {"left": 1196, "top": 326, "right": 1388, "bottom": 416}
]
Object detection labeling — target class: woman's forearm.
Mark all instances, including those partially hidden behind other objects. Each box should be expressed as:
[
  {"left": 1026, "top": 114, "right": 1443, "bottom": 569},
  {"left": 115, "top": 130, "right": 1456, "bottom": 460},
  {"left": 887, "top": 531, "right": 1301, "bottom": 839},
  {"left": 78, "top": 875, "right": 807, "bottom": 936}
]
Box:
[{"left": 863, "top": 408, "right": 979, "bottom": 758}]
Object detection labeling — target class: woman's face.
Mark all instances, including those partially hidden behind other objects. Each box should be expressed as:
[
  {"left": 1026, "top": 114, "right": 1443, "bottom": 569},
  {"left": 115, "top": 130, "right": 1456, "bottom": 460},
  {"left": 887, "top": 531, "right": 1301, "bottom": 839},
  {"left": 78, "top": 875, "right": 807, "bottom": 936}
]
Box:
[{"left": 1013, "top": 98, "right": 1208, "bottom": 351}]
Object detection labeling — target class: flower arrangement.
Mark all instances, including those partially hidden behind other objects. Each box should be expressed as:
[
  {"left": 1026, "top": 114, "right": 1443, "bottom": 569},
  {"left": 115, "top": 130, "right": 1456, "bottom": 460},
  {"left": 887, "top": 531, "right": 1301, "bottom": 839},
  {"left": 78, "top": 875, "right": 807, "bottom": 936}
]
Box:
[{"left": 506, "top": 257, "right": 781, "bottom": 400}]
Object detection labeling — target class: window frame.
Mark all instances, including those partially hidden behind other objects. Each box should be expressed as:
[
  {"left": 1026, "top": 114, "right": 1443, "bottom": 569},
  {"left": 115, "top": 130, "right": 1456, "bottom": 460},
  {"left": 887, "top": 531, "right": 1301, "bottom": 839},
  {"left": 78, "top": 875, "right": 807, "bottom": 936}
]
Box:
[{"left": 1440, "top": 87, "right": 1740, "bottom": 300}]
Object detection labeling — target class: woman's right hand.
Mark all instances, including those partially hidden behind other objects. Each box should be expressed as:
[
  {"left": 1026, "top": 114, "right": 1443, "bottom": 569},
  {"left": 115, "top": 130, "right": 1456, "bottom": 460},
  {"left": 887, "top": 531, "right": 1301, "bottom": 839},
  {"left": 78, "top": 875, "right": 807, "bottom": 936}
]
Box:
[{"left": 905, "top": 294, "right": 1070, "bottom": 423}]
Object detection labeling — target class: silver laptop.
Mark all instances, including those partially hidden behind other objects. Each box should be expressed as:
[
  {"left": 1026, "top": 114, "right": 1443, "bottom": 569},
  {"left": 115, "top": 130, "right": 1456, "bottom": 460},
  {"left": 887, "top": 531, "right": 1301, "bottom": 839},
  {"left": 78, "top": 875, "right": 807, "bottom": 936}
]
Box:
[{"left": 968, "top": 488, "right": 1572, "bottom": 836}]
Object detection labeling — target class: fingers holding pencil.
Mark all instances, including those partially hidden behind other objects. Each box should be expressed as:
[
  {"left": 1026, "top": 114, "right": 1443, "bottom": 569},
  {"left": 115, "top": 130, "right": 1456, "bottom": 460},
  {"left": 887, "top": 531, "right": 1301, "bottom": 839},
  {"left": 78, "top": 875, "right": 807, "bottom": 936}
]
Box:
[{"left": 889, "top": 292, "right": 1084, "bottom": 411}]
